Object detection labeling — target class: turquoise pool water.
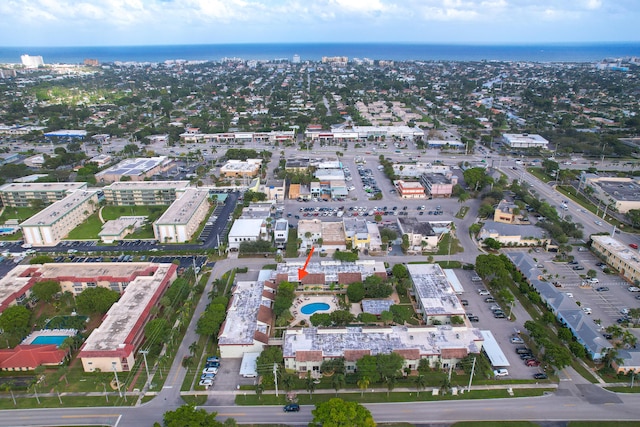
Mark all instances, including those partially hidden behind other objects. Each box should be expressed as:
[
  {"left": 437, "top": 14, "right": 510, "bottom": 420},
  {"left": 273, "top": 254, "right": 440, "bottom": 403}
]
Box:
[
  {"left": 300, "top": 302, "right": 330, "bottom": 315},
  {"left": 31, "top": 335, "right": 68, "bottom": 346}
]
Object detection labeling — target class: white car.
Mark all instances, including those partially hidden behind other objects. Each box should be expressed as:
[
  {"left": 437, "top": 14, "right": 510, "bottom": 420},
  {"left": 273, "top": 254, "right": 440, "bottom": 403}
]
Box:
[
  {"left": 493, "top": 368, "right": 509, "bottom": 377},
  {"left": 510, "top": 336, "right": 524, "bottom": 344},
  {"left": 628, "top": 287, "right": 640, "bottom": 293},
  {"left": 582, "top": 307, "right": 592, "bottom": 315},
  {"left": 199, "top": 379, "right": 213, "bottom": 387},
  {"left": 478, "top": 290, "right": 491, "bottom": 296},
  {"left": 202, "top": 367, "right": 219, "bottom": 375},
  {"left": 565, "top": 292, "right": 574, "bottom": 298}
]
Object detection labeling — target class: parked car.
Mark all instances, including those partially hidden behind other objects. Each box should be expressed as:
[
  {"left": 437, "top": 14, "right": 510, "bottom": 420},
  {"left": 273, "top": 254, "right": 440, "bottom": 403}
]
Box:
[
  {"left": 484, "top": 297, "right": 496, "bottom": 303},
  {"left": 202, "top": 367, "right": 219, "bottom": 375},
  {"left": 526, "top": 359, "right": 541, "bottom": 367},
  {"left": 478, "top": 290, "right": 491, "bottom": 296},
  {"left": 460, "top": 299, "right": 469, "bottom": 306},
  {"left": 493, "top": 368, "right": 509, "bottom": 377},
  {"left": 516, "top": 347, "right": 532, "bottom": 355},
  {"left": 283, "top": 404, "right": 300, "bottom": 412},
  {"left": 572, "top": 266, "right": 585, "bottom": 271},
  {"left": 628, "top": 287, "right": 640, "bottom": 293},
  {"left": 595, "top": 286, "right": 609, "bottom": 292},
  {"left": 510, "top": 336, "right": 524, "bottom": 344},
  {"left": 199, "top": 379, "right": 213, "bottom": 387},
  {"left": 582, "top": 307, "right": 592, "bottom": 315},
  {"left": 468, "top": 315, "right": 479, "bottom": 322},
  {"left": 533, "top": 373, "right": 548, "bottom": 380}
]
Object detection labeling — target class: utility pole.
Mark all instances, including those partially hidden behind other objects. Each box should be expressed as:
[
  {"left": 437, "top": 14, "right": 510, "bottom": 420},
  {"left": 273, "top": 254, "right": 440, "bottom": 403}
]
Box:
[
  {"left": 139, "top": 350, "right": 150, "bottom": 389},
  {"left": 448, "top": 363, "right": 453, "bottom": 383},
  {"left": 273, "top": 363, "right": 279, "bottom": 397},
  {"left": 112, "top": 362, "right": 122, "bottom": 398},
  {"left": 467, "top": 357, "right": 477, "bottom": 392}
]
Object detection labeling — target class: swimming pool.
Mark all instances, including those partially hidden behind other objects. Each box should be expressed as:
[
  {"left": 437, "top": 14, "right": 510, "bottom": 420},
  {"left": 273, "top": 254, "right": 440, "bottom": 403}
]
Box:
[
  {"left": 300, "top": 302, "right": 330, "bottom": 315},
  {"left": 0, "top": 227, "right": 16, "bottom": 234},
  {"left": 30, "top": 335, "right": 68, "bottom": 347}
]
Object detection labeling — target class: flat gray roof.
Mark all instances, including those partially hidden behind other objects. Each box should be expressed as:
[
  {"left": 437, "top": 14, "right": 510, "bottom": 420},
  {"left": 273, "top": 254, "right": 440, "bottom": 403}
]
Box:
[
  {"left": 219, "top": 270, "right": 274, "bottom": 345},
  {"left": 406, "top": 263, "right": 465, "bottom": 316},
  {"left": 81, "top": 263, "right": 174, "bottom": 354},
  {"left": 20, "top": 190, "right": 97, "bottom": 227},
  {"left": 283, "top": 325, "right": 483, "bottom": 359},
  {"left": 96, "top": 156, "right": 168, "bottom": 178},
  {"left": 0, "top": 182, "right": 87, "bottom": 193},
  {"left": 596, "top": 180, "right": 640, "bottom": 202},
  {"left": 105, "top": 181, "right": 190, "bottom": 191},
  {"left": 154, "top": 188, "right": 208, "bottom": 225}
]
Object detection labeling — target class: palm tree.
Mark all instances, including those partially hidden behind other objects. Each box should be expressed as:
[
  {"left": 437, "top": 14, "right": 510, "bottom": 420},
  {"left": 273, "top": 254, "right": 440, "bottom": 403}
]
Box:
[
  {"left": 255, "top": 383, "right": 264, "bottom": 400},
  {"left": 305, "top": 371, "right": 316, "bottom": 399},
  {"left": 189, "top": 341, "right": 199, "bottom": 356},
  {"left": 281, "top": 373, "right": 295, "bottom": 392},
  {"left": 2, "top": 380, "right": 16, "bottom": 406},
  {"left": 414, "top": 374, "right": 427, "bottom": 397},
  {"left": 357, "top": 376, "right": 370, "bottom": 397},
  {"left": 385, "top": 376, "right": 396, "bottom": 397},
  {"left": 332, "top": 373, "right": 345, "bottom": 396}
]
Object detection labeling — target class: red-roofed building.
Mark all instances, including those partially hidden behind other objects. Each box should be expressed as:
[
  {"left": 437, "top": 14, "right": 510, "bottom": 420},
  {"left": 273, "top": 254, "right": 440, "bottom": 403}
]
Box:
[{"left": 0, "top": 345, "right": 67, "bottom": 371}]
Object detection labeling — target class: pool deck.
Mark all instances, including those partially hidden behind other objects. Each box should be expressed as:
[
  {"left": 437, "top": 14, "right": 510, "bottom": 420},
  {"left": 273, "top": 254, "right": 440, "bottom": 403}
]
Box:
[{"left": 290, "top": 295, "right": 339, "bottom": 325}]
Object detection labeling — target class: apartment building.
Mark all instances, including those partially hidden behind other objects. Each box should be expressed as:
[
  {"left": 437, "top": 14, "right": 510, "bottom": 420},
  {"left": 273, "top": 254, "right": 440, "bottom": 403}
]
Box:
[
  {"left": 153, "top": 189, "right": 210, "bottom": 243},
  {"left": 20, "top": 190, "right": 99, "bottom": 246},
  {"left": 0, "top": 182, "right": 87, "bottom": 207},
  {"left": 102, "top": 181, "right": 190, "bottom": 206}
]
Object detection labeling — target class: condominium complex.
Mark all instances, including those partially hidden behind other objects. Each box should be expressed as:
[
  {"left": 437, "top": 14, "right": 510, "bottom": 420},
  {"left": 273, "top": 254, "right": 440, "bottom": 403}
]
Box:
[
  {"left": 20, "top": 190, "right": 99, "bottom": 246},
  {"left": 0, "top": 262, "right": 177, "bottom": 372},
  {"left": 153, "top": 189, "right": 210, "bottom": 243},
  {"left": 95, "top": 156, "right": 172, "bottom": 183},
  {"left": 102, "top": 181, "right": 191, "bottom": 206},
  {"left": 406, "top": 263, "right": 466, "bottom": 325},
  {"left": 0, "top": 182, "right": 87, "bottom": 207}
]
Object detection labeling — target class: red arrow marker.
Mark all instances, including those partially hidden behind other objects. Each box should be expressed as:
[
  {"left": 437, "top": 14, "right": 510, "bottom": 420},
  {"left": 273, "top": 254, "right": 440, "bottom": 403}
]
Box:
[{"left": 298, "top": 246, "right": 315, "bottom": 280}]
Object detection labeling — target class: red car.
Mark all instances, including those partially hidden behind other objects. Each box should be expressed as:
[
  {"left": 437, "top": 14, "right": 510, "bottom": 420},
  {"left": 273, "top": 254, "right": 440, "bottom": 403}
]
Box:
[{"left": 526, "top": 359, "right": 541, "bottom": 367}]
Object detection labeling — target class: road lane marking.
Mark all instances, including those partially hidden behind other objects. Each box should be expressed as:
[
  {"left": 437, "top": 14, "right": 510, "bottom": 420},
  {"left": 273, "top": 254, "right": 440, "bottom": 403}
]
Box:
[{"left": 61, "top": 414, "right": 119, "bottom": 418}]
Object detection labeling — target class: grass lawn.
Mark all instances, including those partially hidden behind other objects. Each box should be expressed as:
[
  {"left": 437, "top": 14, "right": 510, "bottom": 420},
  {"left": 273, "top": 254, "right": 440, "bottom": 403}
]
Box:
[
  {"left": 604, "top": 386, "right": 640, "bottom": 393},
  {"left": 101, "top": 205, "right": 166, "bottom": 221},
  {"left": 452, "top": 423, "right": 540, "bottom": 427},
  {"left": 0, "top": 206, "right": 42, "bottom": 223},
  {"left": 434, "top": 233, "right": 463, "bottom": 255},
  {"left": 568, "top": 423, "right": 640, "bottom": 427},
  {"left": 0, "top": 395, "right": 133, "bottom": 409},
  {"left": 66, "top": 213, "right": 103, "bottom": 240},
  {"left": 455, "top": 206, "right": 469, "bottom": 219},
  {"left": 285, "top": 228, "right": 298, "bottom": 258},
  {"left": 527, "top": 167, "right": 552, "bottom": 183},
  {"left": 236, "top": 388, "right": 551, "bottom": 406},
  {"left": 0, "top": 229, "right": 23, "bottom": 241}
]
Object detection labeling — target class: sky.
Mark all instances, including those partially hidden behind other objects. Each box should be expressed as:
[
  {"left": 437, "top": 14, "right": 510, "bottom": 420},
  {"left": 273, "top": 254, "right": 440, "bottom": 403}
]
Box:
[{"left": 1, "top": 0, "right": 639, "bottom": 47}]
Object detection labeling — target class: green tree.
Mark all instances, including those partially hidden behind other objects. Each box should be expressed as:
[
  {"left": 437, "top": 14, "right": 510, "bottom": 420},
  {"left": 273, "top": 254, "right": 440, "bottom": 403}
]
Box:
[
  {"left": 483, "top": 238, "right": 502, "bottom": 250},
  {"left": 273, "top": 281, "right": 296, "bottom": 317},
  {"left": 75, "top": 287, "right": 120, "bottom": 314},
  {"left": 31, "top": 280, "right": 61, "bottom": 303},
  {"left": 196, "top": 304, "right": 227, "bottom": 336},
  {"left": 357, "top": 376, "right": 370, "bottom": 397},
  {"left": 29, "top": 255, "right": 54, "bottom": 264},
  {"left": 377, "top": 353, "right": 404, "bottom": 382},
  {"left": 391, "top": 264, "right": 409, "bottom": 279},
  {"left": 310, "top": 398, "right": 375, "bottom": 427},
  {"left": 463, "top": 167, "right": 492, "bottom": 192},
  {"left": 305, "top": 371, "right": 316, "bottom": 399},
  {"left": 309, "top": 312, "right": 332, "bottom": 326},
  {"left": 380, "top": 310, "right": 394, "bottom": 325},
  {"left": 162, "top": 404, "right": 231, "bottom": 427},
  {"left": 332, "top": 373, "right": 346, "bottom": 396},
  {"left": 357, "top": 356, "right": 380, "bottom": 383},
  {"left": 144, "top": 318, "right": 170, "bottom": 355},
  {"left": 414, "top": 374, "right": 427, "bottom": 396},
  {"left": 626, "top": 209, "right": 640, "bottom": 228},
  {"left": 330, "top": 310, "right": 355, "bottom": 326},
  {"left": 347, "top": 282, "right": 365, "bottom": 302},
  {"left": 0, "top": 305, "right": 31, "bottom": 339},
  {"left": 363, "top": 275, "right": 393, "bottom": 298}
]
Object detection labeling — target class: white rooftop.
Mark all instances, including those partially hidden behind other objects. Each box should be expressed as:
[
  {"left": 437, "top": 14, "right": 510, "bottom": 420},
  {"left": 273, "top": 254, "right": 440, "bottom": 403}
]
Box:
[
  {"left": 80, "top": 263, "right": 174, "bottom": 354},
  {"left": 154, "top": 188, "right": 208, "bottom": 225},
  {"left": 20, "top": 190, "right": 97, "bottom": 227},
  {"left": 229, "top": 218, "right": 264, "bottom": 238},
  {"left": 406, "top": 263, "right": 465, "bottom": 316},
  {"left": 105, "top": 180, "right": 191, "bottom": 191},
  {"left": 0, "top": 182, "right": 87, "bottom": 193},
  {"left": 218, "top": 270, "right": 274, "bottom": 345},
  {"left": 283, "top": 325, "right": 483, "bottom": 358},
  {"left": 96, "top": 156, "right": 169, "bottom": 178}
]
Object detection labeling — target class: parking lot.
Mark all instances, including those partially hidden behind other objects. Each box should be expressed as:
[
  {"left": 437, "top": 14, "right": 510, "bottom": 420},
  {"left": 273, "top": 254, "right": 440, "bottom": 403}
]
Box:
[
  {"left": 455, "top": 269, "right": 542, "bottom": 380},
  {"left": 530, "top": 249, "right": 639, "bottom": 329}
]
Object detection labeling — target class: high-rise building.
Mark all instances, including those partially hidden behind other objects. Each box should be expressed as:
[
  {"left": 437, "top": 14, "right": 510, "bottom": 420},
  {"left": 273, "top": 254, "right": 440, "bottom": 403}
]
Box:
[
  {"left": 20, "top": 55, "right": 44, "bottom": 68},
  {"left": 292, "top": 54, "right": 301, "bottom": 64}
]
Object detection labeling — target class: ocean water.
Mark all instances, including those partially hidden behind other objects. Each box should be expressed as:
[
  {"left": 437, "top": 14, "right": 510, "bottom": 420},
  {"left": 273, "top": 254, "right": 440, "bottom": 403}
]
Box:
[{"left": 1, "top": 43, "right": 639, "bottom": 65}]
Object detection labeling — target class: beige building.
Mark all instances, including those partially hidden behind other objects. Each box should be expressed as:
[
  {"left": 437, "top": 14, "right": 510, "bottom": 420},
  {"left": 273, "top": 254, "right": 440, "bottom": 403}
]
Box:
[
  {"left": 580, "top": 174, "right": 640, "bottom": 214},
  {"left": 220, "top": 159, "right": 262, "bottom": 178},
  {"left": 395, "top": 180, "right": 426, "bottom": 199},
  {"left": 95, "top": 156, "right": 172, "bottom": 183},
  {"left": 20, "top": 190, "right": 99, "bottom": 247},
  {"left": 283, "top": 325, "right": 483, "bottom": 374},
  {"left": 153, "top": 189, "right": 210, "bottom": 243},
  {"left": 591, "top": 235, "right": 640, "bottom": 284},
  {"left": 218, "top": 271, "right": 275, "bottom": 359},
  {"left": 99, "top": 216, "right": 146, "bottom": 243},
  {"left": 0, "top": 182, "right": 87, "bottom": 207},
  {"left": 494, "top": 199, "right": 521, "bottom": 224},
  {"left": 0, "top": 262, "right": 177, "bottom": 373},
  {"left": 103, "top": 181, "right": 190, "bottom": 206},
  {"left": 397, "top": 217, "right": 439, "bottom": 252}
]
